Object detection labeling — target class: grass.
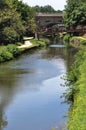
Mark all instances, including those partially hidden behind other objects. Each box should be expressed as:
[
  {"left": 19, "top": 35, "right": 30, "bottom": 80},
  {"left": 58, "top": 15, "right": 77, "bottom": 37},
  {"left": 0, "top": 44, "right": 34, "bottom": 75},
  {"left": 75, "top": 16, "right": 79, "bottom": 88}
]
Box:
[
  {"left": 67, "top": 48, "right": 86, "bottom": 130},
  {"left": 0, "top": 38, "right": 50, "bottom": 63},
  {"left": 70, "top": 36, "right": 86, "bottom": 47},
  {"left": 0, "top": 44, "right": 21, "bottom": 63},
  {"left": 30, "top": 38, "right": 50, "bottom": 47}
]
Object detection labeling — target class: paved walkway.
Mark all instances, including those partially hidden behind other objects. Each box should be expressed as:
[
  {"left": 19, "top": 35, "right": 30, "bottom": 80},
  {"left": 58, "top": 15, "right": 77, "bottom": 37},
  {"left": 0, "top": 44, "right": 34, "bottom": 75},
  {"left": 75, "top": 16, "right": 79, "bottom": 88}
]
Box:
[{"left": 18, "top": 41, "right": 34, "bottom": 49}]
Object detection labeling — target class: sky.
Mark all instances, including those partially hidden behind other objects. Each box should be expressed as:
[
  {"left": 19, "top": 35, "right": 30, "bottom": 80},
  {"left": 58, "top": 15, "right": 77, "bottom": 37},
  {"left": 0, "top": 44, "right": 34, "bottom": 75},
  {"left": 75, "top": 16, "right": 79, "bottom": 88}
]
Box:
[{"left": 22, "top": 0, "right": 67, "bottom": 10}]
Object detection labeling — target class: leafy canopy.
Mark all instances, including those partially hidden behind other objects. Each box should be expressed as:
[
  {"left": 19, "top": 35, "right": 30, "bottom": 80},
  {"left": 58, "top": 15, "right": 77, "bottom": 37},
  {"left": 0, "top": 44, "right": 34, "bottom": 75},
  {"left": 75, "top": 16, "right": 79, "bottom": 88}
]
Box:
[{"left": 64, "top": 0, "right": 86, "bottom": 29}]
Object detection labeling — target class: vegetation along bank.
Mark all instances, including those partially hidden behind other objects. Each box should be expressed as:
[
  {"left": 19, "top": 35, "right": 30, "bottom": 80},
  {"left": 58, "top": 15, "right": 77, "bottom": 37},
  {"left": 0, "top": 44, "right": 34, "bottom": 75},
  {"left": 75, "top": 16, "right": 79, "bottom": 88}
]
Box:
[
  {"left": 0, "top": 0, "right": 51, "bottom": 63},
  {"left": 63, "top": 0, "right": 86, "bottom": 129},
  {"left": 0, "top": 38, "right": 50, "bottom": 63},
  {"left": 64, "top": 47, "right": 86, "bottom": 130}
]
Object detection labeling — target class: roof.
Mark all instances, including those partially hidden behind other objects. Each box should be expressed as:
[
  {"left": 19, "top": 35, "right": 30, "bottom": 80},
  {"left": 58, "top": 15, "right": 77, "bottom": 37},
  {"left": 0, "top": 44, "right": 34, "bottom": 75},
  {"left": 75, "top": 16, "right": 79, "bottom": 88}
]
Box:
[{"left": 36, "top": 13, "right": 64, "bottom": 17}]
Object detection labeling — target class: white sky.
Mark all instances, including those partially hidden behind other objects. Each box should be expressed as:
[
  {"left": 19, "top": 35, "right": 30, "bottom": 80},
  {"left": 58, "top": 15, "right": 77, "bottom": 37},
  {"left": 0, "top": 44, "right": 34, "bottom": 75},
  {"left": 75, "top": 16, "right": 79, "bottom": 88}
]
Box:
[{"left": 22, "top": 0, "right": 67, "bottom": 10}]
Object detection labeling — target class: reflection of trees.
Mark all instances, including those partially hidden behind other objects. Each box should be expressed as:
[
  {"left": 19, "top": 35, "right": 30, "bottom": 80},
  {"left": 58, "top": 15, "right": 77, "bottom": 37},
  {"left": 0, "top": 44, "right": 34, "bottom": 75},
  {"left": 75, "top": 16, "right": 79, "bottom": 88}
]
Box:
[
  {"left": 40, "top": 47, "right": 68, "bottom": 60},
  {"left": 0, "top": 108, "right": 8, "bottom": 130},
  {"left": 41, "top": 45, "right": 77, "bottom": 72},
  {"left": 65, "top": 47, "right": 78, "bottom": 72},
  {"left": 0, "top": 68, "right": 29, "bottom": 87},
  {"left": 0, "top": 92, "right": 8, "bottom": 130},
  {"left": 0, "top": 68, "right": 30, "bottom": 130},
  {"left": 0, "top": 69, "right": 18, "bottom": 129}
]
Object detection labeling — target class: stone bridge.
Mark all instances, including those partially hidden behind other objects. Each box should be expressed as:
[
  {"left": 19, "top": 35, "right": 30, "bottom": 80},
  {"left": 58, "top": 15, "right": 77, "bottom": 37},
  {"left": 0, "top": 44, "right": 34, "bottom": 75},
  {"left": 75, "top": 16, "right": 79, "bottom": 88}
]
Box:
[{"left": 35, "top": 13, "right": 65, "bottom": 31}]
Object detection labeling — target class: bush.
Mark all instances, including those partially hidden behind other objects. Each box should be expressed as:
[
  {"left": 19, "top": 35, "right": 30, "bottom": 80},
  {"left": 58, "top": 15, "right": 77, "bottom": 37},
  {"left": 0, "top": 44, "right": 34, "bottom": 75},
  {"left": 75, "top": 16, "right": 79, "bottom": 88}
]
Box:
[
  {"left": 2, "top": 27, "right": 19, "bottom": 44},
  {"left": 64, "top": 34, "right": 71, "bottom": 42},
  {"left": 0, "top": 55, "right": 4, "bottom": 63},
  {"left": 70, "top": 37, "right": 86, "bottom": 47},
  {"left": 0, "top": 44, "right": 21, "bottom": 63},
  {"left": 80, "top": 39, "right": 86, "bottom": 45},
  {"left": 30, "top": 38, "right": 50, "bottom": 47},
  {"left": 63, "top": 34, "right": 72, "bottom": 46},
  {"left": 0, "top": 46, "right": 13, "bottom": 61},
  {"left": 64, "top": 49, "right": 86, "bottom": 130},
  {"left": 1, "top": 51, "right": 13, "bottom": 61},
  {"left": 15, "top": 42, "right": 22, "bottom": 46},
  {"left": 7, "top": 44, "right": 21, "bottom": 57}
]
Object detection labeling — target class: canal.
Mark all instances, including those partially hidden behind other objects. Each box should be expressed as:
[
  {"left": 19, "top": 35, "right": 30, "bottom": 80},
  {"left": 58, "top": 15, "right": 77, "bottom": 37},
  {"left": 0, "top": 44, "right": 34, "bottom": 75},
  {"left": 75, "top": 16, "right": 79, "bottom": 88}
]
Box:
[{"left": 0, "top": 42, "right": 73, "bottom": 130}]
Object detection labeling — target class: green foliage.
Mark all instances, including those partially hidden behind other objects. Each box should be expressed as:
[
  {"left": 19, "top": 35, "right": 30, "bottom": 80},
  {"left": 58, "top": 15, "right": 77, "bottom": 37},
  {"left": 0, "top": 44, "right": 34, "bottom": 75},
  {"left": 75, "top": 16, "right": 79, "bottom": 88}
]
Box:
[
  {"left": 63, "top": 34, "right": 72, "bottom": 46},
  {"left": 68, "top": 54, "right": 86, "bottom": 130},
  {"left": 15, "top": 42, "right": 22, "bottom": 46},
  {"left": 64, "top": 48, "right": 86, "bottom": 129},
  {"left": 1, "top": 51, "right": 13, "bottom": 61},
  {"left": 0, "top": 0, "right": 12, "bottom": 9},
  {"left": 7, "top": 44, "right": 21, "bottom": 57},
  {"left": 34, "top": 5, "right": 55, "bottom": 13},
  {"left": 64, "top": 49, "right": 85, "bottom": 102},
  {"left": 2, "top": 27, "right": 18, "bottom": 44},
  {"left": 79, "top": 39, "right": 86, "bottom": 45},
  {"left": 64, "top": 34, "right": 71, "bottom": 42},
  {"left": 0, "top": 7, "right": 25, "bottom": 44},
  {"left": 0, "top": 0, "right": 37, "bottom": 45},
  {"left": 64, "top": 0, "right": 86, "bottom": 29},
  {"left": 33, "top": 5, "right": 63, "bottom": 13},
  {"left": 0, "top": 46, "right": 13, "bottom": 62},
  {"left": 30, "top": 38, "right": 50, "bottom": 47},
  {"left": 0, "top": 55, "right": 4, "bottom": 62},
  {"left": 0, "top": 44, "right": 21, "bottom": 63},
  {"left": 13, "top": 0, "right": 35, "bottom": 21},
  {"left": 13, "top": 0, "right": 37, "bottom": 36},
  {"left": 70, "top": 37, "right": 86, "bottom": 47}
]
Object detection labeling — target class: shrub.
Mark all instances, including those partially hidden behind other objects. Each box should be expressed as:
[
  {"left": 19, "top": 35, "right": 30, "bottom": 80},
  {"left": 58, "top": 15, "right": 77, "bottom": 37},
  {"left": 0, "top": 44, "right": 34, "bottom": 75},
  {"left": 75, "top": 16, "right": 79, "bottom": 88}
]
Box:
[
  {"left": 1, "top": 51, "right": 13, "bottom": 61},
  {"left": 15, "top": 42, "right": 22, "bottom": 46},
  {"left": 63, "top": 49, "right": 85, "bottom": 104},
  {"left": 63, "top": 33, "right": 72, "bottom": 46},
  {"left": 0, "top": 55, "right": 4, "bottom": 63},
  {"left": 64, "top": 48, "right": 86, "bottom": 130},
  {"left": 80, "top": 39, "right": 86, "bottom": 45},
  {"left": 64, "top": 34, "right": 71, "bottom": 42},
  {"left": 2, "top": 27, "right": 19, "bottom": 44},
  {"left": 0, "top": 46, "right": 13, "bottom": 61},
  {"left": 7, "top": 44, "right": 21, "bottom": 57},
  {"left": 30, "top": 38, "right": 49, "bottom": 47},
  {"left": 0, "top": 44, "right": 21, "bottom": 63}
]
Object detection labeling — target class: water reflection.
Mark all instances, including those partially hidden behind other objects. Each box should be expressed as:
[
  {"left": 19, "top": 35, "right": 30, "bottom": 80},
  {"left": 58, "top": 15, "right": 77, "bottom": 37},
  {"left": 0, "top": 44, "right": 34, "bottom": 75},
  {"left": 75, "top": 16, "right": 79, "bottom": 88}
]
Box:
[
  {"left": 40, "top": 47, "right": 68, "bottom": 62},
  {"left": 0, "top": 68, "right": 32, "bottom": 129},
  {"left": 0, "top": 45, "right": 75, "bottom": 130}
]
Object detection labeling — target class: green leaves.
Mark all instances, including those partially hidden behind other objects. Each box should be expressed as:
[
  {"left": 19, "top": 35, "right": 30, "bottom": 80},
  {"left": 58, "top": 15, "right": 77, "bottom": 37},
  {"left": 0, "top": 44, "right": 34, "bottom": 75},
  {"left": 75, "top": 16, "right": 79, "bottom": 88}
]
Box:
[
  {"left": 0, "top": 8, "right": 25, "bottom": 44},
  {"left": 65, "top": 48, "right": 86, "bottom": 130},
  {"left": 64, "top": 0, "right": 86, "bottom": 29},
  {"left": 0, "top": 44, "right": 21, "bottom": 62},
  {"left": 0, "top": 0, "right": 37, "bottom": 45}
]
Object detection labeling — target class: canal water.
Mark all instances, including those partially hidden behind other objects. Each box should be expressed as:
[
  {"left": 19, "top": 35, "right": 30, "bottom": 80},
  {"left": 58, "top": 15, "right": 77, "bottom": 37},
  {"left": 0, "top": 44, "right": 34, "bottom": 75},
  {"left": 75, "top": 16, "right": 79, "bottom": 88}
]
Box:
[{"left": 0, "top": 43, "right": 73, "bottom": 130}]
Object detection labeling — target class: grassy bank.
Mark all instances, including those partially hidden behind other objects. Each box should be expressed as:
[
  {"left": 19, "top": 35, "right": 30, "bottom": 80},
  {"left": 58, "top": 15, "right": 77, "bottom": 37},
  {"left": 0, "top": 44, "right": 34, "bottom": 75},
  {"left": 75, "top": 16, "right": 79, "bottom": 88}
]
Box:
[
  {"left": 63, "top": 33, "right": 86, "bottom": 48},
  {"left": 0, "top": 38, "right": 50, "bottom": 63},
  {"left": 70, "top": 36, "right": 86, "bottom": 47},
  {"left": 0, "top": 44, "right": 21, "bottom": 63},
  {"left": 30, "top": 38, "right": 50, "bottom": 47},
  {"left": 65, "top": 47, "right": 86, "bottom": 130}
]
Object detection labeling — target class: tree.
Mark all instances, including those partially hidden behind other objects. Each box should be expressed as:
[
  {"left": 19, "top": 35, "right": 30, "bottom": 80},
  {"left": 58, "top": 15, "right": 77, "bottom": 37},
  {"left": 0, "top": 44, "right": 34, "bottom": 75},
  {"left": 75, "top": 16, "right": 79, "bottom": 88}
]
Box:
[
  {"left": 0, "top": 1, "right": 25, "bottom": 44},
  {"left": 34, "top": 5, "right": 55, "bottom": 13},
  {"left": 33, "top": 5, "right": 62, "bottom": 13},
  {"left": 64, "top": 0, "right": 86, "bottom": 29},
  {"left": 13, "top": 0, "right": 37, "bottom": 36}
]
